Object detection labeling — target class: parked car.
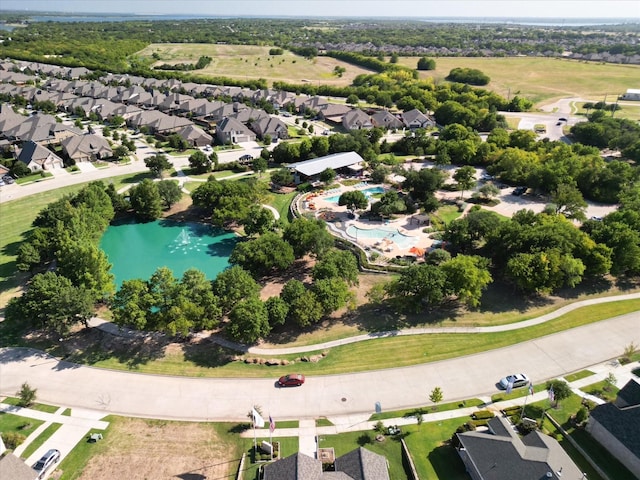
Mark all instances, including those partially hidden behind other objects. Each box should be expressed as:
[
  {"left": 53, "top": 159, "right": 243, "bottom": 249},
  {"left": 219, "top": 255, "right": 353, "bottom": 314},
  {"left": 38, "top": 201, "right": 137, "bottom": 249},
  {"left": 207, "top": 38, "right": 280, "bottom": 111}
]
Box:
[
  {"left": 512, "top": 186, "right": 527, "bottom": 196},
  {"left": 239, "top": 154, "right": 253, "bottom": 162},
  {"left": 278, "top": 373, "right": 305, "bottom": 387},
  {"left": 498, "top": 373, "right": 530, "bottom": 390},
  {"left": 2, "top": 175, "right": 15, "bottom": 184},
  {"left": 558, "top": 117, "right": 567, "bottom": 122},
  {"left": 33, "top": 449, "right": 61, "bottom": 479}
]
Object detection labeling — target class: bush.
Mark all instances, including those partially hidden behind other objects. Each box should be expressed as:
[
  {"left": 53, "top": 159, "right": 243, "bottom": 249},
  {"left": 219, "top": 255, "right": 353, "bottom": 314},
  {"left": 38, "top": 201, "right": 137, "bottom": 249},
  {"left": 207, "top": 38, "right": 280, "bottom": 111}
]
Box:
[
  {"left": 374, "top": 420, "right": 385, "bottom": 433},
  {"left": 516, "top": 420, "right": 538, "bottom": 435},
  {"left": 17, "top": 382, "right": 37, "bottom": 407},
  {"left": 471, "top": 410, "right": 495, "bottom": 420},
  {"left": 1, "top": 431, "right": 26, "bottom": 450},
  {"left": 296, "top": 182, "right": 313, "bottom": 192},
  {"left": 575, "top": 407, "right": 589, "bottom": 425}
]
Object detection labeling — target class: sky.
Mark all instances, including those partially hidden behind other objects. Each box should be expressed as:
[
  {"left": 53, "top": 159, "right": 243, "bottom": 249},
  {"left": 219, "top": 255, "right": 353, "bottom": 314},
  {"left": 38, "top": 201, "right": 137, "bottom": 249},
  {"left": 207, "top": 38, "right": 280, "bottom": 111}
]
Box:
[{"left": 1, "top": 0, "right": 638, "bottom": 20}]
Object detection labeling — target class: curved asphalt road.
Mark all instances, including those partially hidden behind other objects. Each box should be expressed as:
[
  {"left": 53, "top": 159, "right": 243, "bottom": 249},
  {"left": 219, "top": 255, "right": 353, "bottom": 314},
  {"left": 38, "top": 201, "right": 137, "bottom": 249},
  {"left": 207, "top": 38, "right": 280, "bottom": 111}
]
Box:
[{"left": 1, "top": 311, "right": 638, "bottom": 422}]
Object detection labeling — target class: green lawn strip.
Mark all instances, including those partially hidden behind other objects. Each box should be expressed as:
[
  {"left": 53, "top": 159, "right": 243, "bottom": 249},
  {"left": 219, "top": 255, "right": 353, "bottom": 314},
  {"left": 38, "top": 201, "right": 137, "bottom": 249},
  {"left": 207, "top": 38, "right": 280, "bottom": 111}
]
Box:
[
  {"left": 20, "top": 422, "right": 62, "bottom": 460},
  {"left": 242, "top": 436, "right": 298, "bottom": 480},
  {"left": 77, "top": 298, "right": 640, "bottom": 377},
  {"left": 402, "top": 417, "right": 470, "bottom": 480},
  {"left": 1, "top": 398, "right": 60, "bottom": 413},
  {"left": 563, "top": 370, "right": 595, "bottom": 383},
  {"left": 369, "top": 398, "right": 484, "bottom": 421},
  {"left": 62, "top": 408, "right": 72, "bottom": 416},
  {"left": 15, "top": 172, "right": 54, "bottom": 184},
  {"left": 0, "top": 412, "right": 44, "bottom": 445},
  {"left": 270, "top": 420, "right": 298, "bottom": 429},
  {"left": 491, "top": 384, "right": 546, "bottom": 403},
  {"left": 316, "top": 418, "right": 334, "bottom": 427},
  {"left": 266, "top": 191, "right": 297, "bottom": 224},
  {"left": 318, "top": 429, "right": 407, "bottom": 479},
  {"left": 580, "top": 380, "right": 620, "bottom": 403}
]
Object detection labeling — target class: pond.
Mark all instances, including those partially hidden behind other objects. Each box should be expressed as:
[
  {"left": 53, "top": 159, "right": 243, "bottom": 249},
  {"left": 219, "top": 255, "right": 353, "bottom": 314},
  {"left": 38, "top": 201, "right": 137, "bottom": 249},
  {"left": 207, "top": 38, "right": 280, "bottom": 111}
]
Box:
[{"left": 100, "top": 219, "right": 238, "bottom": 285}]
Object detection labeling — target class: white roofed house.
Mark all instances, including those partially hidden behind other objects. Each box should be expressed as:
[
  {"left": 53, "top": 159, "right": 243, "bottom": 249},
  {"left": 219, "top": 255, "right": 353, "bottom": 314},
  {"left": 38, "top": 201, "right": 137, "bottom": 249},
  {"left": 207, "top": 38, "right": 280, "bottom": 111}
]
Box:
[
  {"left": 61, "top": 134, "right": 113, "bottom": 163},
  {"left": 288, "top": 151, "right": 365, "bottom": 184}
]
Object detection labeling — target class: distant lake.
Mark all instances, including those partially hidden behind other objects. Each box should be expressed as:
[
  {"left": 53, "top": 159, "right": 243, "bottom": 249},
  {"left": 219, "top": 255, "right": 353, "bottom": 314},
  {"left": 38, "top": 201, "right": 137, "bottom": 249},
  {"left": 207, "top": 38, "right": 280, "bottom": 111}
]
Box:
[{"left": 100, "top": 219, "right": 238, "bottom": 286}]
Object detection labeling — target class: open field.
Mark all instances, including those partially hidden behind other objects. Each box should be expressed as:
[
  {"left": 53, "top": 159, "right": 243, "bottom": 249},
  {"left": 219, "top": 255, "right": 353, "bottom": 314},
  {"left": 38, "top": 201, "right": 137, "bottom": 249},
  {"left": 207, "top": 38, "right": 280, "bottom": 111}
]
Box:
[
  {"left": 136, "top": 43, "right": 374, "bottom": 86},
  {"left": 396, "top": 56, "right": 640, "bottom": 107}
]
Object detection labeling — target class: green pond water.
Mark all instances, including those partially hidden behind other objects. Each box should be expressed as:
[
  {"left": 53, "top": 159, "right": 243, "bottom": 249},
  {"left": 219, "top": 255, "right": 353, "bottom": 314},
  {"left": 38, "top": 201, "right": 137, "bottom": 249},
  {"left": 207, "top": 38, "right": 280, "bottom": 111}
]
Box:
[{"left": 100, "top": 220, "right": 238, "bottom": 285}]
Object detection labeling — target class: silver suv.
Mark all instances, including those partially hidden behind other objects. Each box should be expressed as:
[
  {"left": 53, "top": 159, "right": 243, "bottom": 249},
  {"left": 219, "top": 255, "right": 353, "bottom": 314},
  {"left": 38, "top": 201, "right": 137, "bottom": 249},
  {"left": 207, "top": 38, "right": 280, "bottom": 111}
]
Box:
[{"left": 33, "top": 449, "right": 60, "bottom": 479}]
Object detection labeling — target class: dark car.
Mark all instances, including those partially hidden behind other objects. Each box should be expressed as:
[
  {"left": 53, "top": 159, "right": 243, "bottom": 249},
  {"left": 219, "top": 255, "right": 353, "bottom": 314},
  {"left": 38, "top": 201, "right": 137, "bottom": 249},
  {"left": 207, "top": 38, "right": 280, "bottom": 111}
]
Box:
[
  {"left": 2, "top": 175, "right": 15, "bottom": 184},
  {"left": 33, "top": 449, "right": 61, "bottom": 479},
  {"left": 278, "top": 373, "right": 305, "bottom": 387},
  {"left": 512, "top": 186, "right": 527, "bottom": 196},
  {"left": 558, "top": 117, "right": 567, "bottom": 122},
  {"left": 239, "top": 154, "right": 253, "bottom": 162}
]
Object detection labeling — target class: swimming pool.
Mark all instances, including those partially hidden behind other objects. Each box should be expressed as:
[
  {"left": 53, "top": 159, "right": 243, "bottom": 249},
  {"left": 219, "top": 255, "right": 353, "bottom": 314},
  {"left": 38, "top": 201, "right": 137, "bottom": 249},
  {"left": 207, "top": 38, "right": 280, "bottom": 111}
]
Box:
[
  {"left": 346, "top": 225, "right": 418, "bottom": 250},
  {"left": 324, "top": 186, "right": 386, "bottom": 203}
]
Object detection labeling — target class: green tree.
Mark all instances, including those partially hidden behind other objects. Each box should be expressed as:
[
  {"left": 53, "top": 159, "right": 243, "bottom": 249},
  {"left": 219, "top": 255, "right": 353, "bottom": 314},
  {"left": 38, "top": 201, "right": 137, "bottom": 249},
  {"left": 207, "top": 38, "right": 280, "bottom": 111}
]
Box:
[
  {"left": 281, "top": 279, "right": 323, "bottom": 327},
  {"left": 227, "top": 296, "right": 270, "bottom": 343},
  {"left": 270, "top": 168, "right": 293, "bottom": 187},
  {"left": 546, "top": 379, "right": 572, "bottom": 406},
  {"left": 188, "top": 150, "right": 213, "bottom": 174},
  {"left": 313, "top": 278, "right": 352, "bottom": 314},
  {"left": 5, "top": 272, "right": 94, "bottom": 335},
  {"left": 129, "top": 179, "right": 163, "bottom": 221},
  {"left": 157, "top": 180, "right": 183, "bottom": 209},
  {"left": 265, "top": 296, "right": 289, "bottom": 327},
  {"left": 312, "top": 249, "right": 359, "bottom": 286},
  {"left": 385, "top": 263, "right": 446, "bottom": 312},
  {"left": 252, "top": 156, "right": 268, "bottom": 176},
  {"left": 453, "top": 165, "right": 476, "bottom": 199},
  {"left": 549, "top": 183, "right": 587, "bottom": 221},
  {"left": 371, "top": 165, "right": 390, "bottom": 184},
  {"left": 417, "top": 57, "right": 436, "bottom": 70},
  {"left": 429, "top": 386, "right": 443, "bottom": 410},
  {"left": 283, "top": 218, "right": 334, "bottom": 258},
  {"left": 56, "top": 241, "right": 114, "bottom": 298},
  {"left": 346, "top": 94, "right": 360, "bottom": 106},
  {"left": 243, "top": 205, "right": 277, "bottom": 237},
  {"left": 320, "top": 168, "right": 336, "bottom": 184},
  {"left": 17, "top": 382, "right": 37, "bottom": 408},
  {"left": 145, "top": 153, "right": 172, "bottom": 178},
  {"left": 180, "top": 268, "right": 222, "bottom": 331},
  {"left": 474, "top": 183, "right": 500, "bottom": 202},
  {"left": 111, "top": 278, "right": 154, "bottom": 330},
  {"left": 229, "top": 232, "right": 295, "bottom": 276},
  {"left": 338, "top": 190, "right": 369, "bottom": 211},
  {"left": 212, "top": 265, "right": 260, "bottom": 313},
  {"left": 441, "top": 255, "right": 492, "bottom": 308}
]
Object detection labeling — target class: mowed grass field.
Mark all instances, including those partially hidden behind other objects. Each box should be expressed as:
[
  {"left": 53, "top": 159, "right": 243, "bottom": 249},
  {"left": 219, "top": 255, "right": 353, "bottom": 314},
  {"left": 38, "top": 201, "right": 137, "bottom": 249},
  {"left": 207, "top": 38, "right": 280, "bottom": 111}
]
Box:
[
  {"left": 396, "top": 56, "right": 640, "bottom": 107},
  {"left": 137, "top": 43, "right": 374, "bottom": 86}
]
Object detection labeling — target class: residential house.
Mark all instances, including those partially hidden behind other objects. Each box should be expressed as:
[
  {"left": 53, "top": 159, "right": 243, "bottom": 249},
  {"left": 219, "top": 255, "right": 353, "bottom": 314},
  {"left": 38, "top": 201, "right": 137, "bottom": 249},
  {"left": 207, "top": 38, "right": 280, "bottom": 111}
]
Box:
[
  {"left": 0, "top": 453, "right": 38, "bottom": 480},
  {"left": 587, "top": 379, "right": 640, "bottom": 477},
  {"left": 61, "top": 134, "right": 113, "bottom": 162},
  {"left": 250, "top": 116, "right": 289, "bottom": 140},
  {"left": 15, "top": 140, "right": 65, "bottom": 171},
  {"left": 342, "top": 109, "right": 373, "bottom": 131},
  {"left": 317, "top": 103, "right": 352, "bottom": 123},
  {"left": 0, "top": 103, "right": 26, "bottom": 138},
  {"left": 215, "top": 117, "right": 256, "bottom": 144},
  {"left": 230, "top": 107, "right": 269, "bottom": 125},
  {"left": 456, "top": 415, "right": 583, "bottom": 480},
  {"left": 371, "top": 110, "right": 404, "bottom": 130},
  {"left": 175, "top": 124, "right": 213, "bottom": 147},
  {"left": 262, "top": 447, "right": 390, "bottom": 480},
  {"left": 401, "top": 108, "right": 435, "bottom": 129},
  {"left": 4, "top": 113, "right": 82, "bottom": 145}
]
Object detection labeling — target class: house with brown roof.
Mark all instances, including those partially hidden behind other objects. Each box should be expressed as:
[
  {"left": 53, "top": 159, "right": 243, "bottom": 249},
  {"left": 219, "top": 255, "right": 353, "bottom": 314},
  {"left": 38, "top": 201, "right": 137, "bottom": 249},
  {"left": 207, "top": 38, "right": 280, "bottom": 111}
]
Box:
[
  {"left": 262, "top": 447, "right": 390, "bottom": 480},
  {"left": 250, "top": 116, "right": 289, "bottom": 140},
  {"left": 456, "top": 415, "right": 583, "bottom": 480},
  {"left": 401, "top": 108, "right": 435, "bottom": 129},
  {"left": 175, "top": 124, "right": 213, "bottom": 147},
  {"left": 61, "top": 134, "right": 113, "bottom": 162},
  {"left": 371, "top": 110, "right": 404, "bottom": 130},
  {"left": 587, "top": 379, "right": 640, "bottom": 477},
  {"left": 342, "top": 109, "right": 373, "bottom": 131},
  {"left": 15, "top": 140, "right": 64, "bottom": 171},
  {"left": 216, "top": 117, "right": 256, "bottom": 144},
  {"left": 0, "top": 453, "right": 38, "bottom": 480}
]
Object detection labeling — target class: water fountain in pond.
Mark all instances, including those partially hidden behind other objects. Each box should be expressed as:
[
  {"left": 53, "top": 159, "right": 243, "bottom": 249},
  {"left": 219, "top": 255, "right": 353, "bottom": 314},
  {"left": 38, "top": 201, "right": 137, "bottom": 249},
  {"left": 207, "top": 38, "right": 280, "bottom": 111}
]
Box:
[{"left": 169, "top": 228, "right": 206, "bottom": 254}]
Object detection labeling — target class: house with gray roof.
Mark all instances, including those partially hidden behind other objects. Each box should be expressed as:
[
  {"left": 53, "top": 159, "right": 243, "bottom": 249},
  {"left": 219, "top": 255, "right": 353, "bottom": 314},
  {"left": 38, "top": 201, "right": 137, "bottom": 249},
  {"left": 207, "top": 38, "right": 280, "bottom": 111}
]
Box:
[
  {"left": 0, "top": 453, "right": 38, "bottom": 480},
  {"left": 250, "top": 116, "right": 289, "bottom": 140},
  {"left": 456, "top": 415, "right": 583, "bottom": 480},
  {"left": 175, "top": 124, "right": 213, "bottom": 147},
  {"left": 587, "top": 379, "right": 640, "bottom": 477},
  {"left": 216, "top": 117, "right": 256, "bottom": 144},
  {"left": 230, "top": 107, "right": 269, "bottom": 125},
  {"left": 15, "top": 140, "right": 64, "bottom": 171},
  {"left": 342, "top": 109, "right": 373, "bottom": 131},
  {"left": 401, "top": 108, "right": 435, "bottom": 129},
  {"left": 262, "top": 448, "right": 389, "bottom": 480},
  {"left": 61, "top": 134, "right": 113, "bottom": 162},
  {"left": 371, "top": 110, "right": 404, "bottom": 130}
]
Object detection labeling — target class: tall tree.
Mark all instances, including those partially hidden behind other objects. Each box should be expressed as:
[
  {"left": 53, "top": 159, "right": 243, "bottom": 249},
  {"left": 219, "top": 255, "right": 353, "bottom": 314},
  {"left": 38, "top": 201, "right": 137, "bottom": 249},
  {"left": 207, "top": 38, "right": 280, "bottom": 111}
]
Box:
[
  {"left": 157, "top": 180, "right": 183, "bottom": 209},
  {"left": 441, "top": 255, "right": 492, "bottom": 308},
  {"left": 312, "top": 249, "right": 359, "bottom": 286},
  {"left": 227, "top": 297, "right": 270, "bottom": 343},
  {"left": 145, "top": 153, "right": 172, "bottom": 178},
  {"left": 243, "top": 205, "right": 276, "bottom": 237},
  {"left": 229, "top": 233, "right": 295, "bottom": 277},
  {"left": 283, "top": 218, "right": 334, "bottom": 258},
  {"left": 211, "top": 265, "right": 260, "bottom": 313},
  {"left": 188, "top": 150, "right": 213, "bottom": 174},
  {"left": 453, "top": 165, "right": 477, "bottom": 199},
  {"left": 129, "top": 179, "right": 163, "bottom": 221}
]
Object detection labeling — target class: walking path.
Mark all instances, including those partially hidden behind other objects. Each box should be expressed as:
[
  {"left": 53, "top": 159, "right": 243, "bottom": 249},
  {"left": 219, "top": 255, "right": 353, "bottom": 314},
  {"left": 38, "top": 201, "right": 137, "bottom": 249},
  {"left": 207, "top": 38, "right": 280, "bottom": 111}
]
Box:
[{"left": 88, "top": 291, "right": 640, "bottom": 355}]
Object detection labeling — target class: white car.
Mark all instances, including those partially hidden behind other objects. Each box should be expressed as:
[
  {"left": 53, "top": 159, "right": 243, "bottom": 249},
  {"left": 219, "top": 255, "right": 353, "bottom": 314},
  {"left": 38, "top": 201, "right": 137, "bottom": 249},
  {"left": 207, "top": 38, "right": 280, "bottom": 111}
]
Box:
[
  {"left": 33, "top": 449, "right": 60, "bottom": 479},
  {"left": 499, "top": 373, "right": 530, "bottom": 390}
]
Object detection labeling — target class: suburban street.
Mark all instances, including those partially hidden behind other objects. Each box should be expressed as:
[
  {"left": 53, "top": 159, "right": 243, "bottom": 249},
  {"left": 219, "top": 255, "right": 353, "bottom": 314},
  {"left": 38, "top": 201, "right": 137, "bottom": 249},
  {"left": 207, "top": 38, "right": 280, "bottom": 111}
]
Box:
[{"left": 1, "top": 311, "right": 638, "bottom": 423}]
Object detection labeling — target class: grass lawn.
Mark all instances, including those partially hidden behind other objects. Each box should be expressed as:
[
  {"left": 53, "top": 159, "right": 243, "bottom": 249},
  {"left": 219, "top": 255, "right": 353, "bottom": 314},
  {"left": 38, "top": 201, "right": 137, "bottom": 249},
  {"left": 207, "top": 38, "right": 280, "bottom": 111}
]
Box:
[
  {"left": 136, "top": 43, "right": 373, "bottom": 87},
  {"left": 265, "top": 190, "right": 297, "bottom": 225},
  {"left": 242, "top": 436, "right": 299, "bottom": 480},
  {"left": 369, "top": 398, "right": 484, "bottom": 421},
  {"left": 581, "top": 380, "right": 620, "bottom": 403},
  {"left": 398, "top": 56, "right": 640, "bottom": 110},
  {"left": 20, "top": 422, "right": 62, "bottom": 459},
  {"left": 490, "top": 384, "right": 547, "bottom": 403},
  {"left": 318, "top": 429, "right": 408, "bottom": 479},
  {"left": 2, "top": 397, "right": 61, "bottom": 413},
  {"left": 0, "top": 411, "right": 44, "bottom": 447},
  {"left": 563, "top": 370, "right": 596, "bottom": 383}
]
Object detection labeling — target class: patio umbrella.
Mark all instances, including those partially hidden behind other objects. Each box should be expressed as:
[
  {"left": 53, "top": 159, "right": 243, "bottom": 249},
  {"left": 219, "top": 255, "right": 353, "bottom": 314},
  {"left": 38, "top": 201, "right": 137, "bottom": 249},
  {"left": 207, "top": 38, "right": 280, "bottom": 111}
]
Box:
[{"left": 409, "top": 246, "right": 425, "bottom": 257}]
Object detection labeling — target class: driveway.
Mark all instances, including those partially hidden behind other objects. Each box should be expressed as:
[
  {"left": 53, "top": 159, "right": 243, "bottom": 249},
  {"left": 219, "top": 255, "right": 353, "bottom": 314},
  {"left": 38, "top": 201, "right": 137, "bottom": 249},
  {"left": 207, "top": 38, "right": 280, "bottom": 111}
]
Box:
[{"left": 1, "top": 312, "right": 638, "bottom": 422}]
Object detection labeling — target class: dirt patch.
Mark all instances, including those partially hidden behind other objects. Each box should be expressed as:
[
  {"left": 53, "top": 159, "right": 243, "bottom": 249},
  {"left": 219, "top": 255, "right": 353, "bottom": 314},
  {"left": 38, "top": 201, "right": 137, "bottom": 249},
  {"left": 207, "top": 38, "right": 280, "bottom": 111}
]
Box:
[{"left": 76, "top": 417, "right": 240, "bottom": 480}]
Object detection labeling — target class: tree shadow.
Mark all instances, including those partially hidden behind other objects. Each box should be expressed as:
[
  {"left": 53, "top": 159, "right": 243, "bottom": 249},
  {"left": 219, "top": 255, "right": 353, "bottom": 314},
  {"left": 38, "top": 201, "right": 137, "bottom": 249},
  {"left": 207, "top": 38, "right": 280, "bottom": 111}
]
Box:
[
  {"left": 181, "top": 340, "right": 236, "bottom": 369},
  {"left": 427, "top": 444, "right": 468, "bottom": 480}
]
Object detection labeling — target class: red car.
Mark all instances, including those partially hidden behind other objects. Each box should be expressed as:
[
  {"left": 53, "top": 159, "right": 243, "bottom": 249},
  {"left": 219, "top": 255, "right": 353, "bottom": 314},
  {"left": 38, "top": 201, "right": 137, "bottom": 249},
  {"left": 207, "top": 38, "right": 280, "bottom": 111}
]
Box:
[{"left": 278, "top": 373, "right": 305, "bottom": 387}]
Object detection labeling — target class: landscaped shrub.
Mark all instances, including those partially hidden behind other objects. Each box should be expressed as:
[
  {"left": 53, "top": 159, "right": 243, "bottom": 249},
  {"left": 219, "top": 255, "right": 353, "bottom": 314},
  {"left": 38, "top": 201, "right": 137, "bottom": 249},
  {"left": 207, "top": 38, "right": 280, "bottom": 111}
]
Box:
[
  {"left": 471, "top": 410, "right": 495, "bottom": 420},
  {"left": 1, "top": 431, "right": 26, "bottom": 450},
  {"left": 501, "top": 406, "right": 522, "bottom": 416}
]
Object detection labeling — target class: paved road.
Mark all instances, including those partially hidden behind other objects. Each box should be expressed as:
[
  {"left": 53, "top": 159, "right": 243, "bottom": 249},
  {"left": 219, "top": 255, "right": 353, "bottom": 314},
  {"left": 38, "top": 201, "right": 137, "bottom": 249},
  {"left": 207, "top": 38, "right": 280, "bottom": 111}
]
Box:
[{"left": 1, "top": 312, "right": 638, "bottom": 422}]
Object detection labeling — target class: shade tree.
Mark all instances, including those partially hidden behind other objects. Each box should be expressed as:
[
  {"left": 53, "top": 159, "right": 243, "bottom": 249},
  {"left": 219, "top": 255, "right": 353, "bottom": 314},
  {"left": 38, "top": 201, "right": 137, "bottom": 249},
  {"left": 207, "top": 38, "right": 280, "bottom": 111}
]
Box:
[{"left": 229, "top": 232, "right": 295, "bottom": 277}]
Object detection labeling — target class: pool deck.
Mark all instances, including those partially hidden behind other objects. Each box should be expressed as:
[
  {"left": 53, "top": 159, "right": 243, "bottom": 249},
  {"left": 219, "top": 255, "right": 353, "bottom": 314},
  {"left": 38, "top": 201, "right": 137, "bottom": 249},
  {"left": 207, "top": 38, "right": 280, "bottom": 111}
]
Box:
[{"left": 301, "top": 183, "right": 437, "bottom": 262}]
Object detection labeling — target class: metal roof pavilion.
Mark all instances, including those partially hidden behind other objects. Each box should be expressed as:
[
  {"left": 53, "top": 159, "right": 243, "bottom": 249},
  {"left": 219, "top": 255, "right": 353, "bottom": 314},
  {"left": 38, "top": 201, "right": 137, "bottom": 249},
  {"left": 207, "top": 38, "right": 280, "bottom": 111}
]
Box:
[{"left": 288, "top": 151, "right": 364, "bottom": 177}]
